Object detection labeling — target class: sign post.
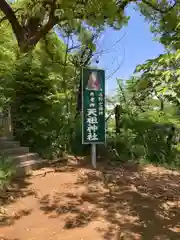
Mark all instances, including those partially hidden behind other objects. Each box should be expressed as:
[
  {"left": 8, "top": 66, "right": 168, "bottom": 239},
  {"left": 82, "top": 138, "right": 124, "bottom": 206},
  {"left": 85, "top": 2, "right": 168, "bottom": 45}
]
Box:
[
  {"left": 81, "top": 68, "right": 105, "bottom": 168},
  {"left": 92, "top": 144, "right": 96, "bottom": 168}
]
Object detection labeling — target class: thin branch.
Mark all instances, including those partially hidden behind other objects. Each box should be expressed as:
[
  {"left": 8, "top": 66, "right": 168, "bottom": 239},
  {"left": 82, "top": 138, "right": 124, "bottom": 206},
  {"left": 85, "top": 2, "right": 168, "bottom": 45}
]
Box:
[
  {"left": 105, "top": 46, "right": 126, "bottom": 80},
  {"left": 67, "top": 44, "right": 81, "bottom": 52},
  {"left": 94, "top": 32, "right": 126, "bottom": 58},
  {"left": 106, "top": 110, "right": 115, "bottom": 122}
]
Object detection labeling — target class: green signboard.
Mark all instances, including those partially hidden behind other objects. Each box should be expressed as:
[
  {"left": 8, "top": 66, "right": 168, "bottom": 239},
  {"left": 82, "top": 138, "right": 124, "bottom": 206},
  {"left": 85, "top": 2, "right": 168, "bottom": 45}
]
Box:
[{"left": 82, "top": 68, "right": 105, "bottom": 144}]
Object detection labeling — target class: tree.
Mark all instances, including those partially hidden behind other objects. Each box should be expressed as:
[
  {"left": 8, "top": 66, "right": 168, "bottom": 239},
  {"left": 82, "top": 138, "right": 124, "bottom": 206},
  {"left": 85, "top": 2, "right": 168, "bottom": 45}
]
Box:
[
  {"left": 0, "top": 0, "right": 177, "bottom": 52},
  {"left": 135, "top": 50, "right": 180, "bottom": 108},
  {"left": 0, "top": 20, "right": 16, "bottom": 110},
  {"left": 131, "top": 0, "right": 180, "bottom": 107},
  {"left": 139, "top": 0, "right": 179, "bottom": 50},
  {"left": 9, "top": 31, "right": 83, "bottom": 158}
]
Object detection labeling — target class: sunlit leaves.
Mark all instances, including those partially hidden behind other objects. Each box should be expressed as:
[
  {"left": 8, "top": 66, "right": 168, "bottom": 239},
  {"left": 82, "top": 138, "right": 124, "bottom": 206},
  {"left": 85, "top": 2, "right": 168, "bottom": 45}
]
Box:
[
  {"left": 0, "top": 0, "right": 133, "bottom": 51},
  {"left": 135, "top": 50, "right": 180, "bottom": 106},
  {"left": 139, "top": 0, "right": 180, "bottom": 50}
]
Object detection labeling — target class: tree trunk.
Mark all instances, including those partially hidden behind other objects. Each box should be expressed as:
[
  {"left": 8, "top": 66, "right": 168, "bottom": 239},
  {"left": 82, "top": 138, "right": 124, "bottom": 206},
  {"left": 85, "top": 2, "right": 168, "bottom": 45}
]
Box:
[
  {"left": 0, "top": 0, "right": 57, "bottom": 52},
  {"left": 0, "top": 0, "right": 25, "bottom": 48},
  {"left": 115, "top": 105, "right": 121, "bottom": 134}
]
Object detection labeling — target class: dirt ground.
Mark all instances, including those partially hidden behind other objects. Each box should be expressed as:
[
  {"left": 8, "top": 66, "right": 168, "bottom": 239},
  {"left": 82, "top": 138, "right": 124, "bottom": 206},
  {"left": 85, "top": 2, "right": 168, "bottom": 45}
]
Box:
[{"left": 0, "top": 157, "right": 180, "bottom": 240}]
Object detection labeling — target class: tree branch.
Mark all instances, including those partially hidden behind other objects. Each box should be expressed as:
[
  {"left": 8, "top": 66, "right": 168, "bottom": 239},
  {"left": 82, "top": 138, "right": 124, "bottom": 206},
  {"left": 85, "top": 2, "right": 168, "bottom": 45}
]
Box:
[
  {"left": 141, "top": 0, "right": 178, "bottom": 14},
  {"left": 26, "top": 0, "right": 58, "bottom": 49},
  {"left": 0, "top": 8, "right": 22, "bottom": 24},
  {"left": 1, "top": 0, "right": 177, "bottom": 52},
  {"left": 0, "top": 0, "right": 24, "bottom": 46},
  {"left": 28, "top": 16, "right": 58, "bottom": 48}
]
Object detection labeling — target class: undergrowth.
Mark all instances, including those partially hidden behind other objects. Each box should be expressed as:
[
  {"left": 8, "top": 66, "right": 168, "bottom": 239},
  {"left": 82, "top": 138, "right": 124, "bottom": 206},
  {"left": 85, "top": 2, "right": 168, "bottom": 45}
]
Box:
[{"left": 0, "top": 154, "right": 15, "bottom": 191}]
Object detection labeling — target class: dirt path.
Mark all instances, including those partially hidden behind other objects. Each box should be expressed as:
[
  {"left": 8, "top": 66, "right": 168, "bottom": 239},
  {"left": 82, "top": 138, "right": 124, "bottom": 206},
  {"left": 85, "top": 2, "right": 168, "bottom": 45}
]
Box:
[{"left": 1, "top": 160, "right": 180, "bottom": 240}]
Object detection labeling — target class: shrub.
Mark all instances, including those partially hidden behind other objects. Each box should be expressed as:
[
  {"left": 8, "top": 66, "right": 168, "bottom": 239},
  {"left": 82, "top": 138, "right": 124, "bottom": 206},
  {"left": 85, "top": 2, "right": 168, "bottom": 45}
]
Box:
[
  {"left": 106, "top": 112, "right": 180, "bottom": 168},
  {"left": 0, "top": 154, "right": 15, "bottom": 190}
]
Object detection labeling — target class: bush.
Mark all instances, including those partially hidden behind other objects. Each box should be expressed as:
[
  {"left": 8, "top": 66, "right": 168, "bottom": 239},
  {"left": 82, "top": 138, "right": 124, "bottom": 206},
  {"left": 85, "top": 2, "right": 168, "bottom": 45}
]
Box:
[
  {"left": 0, "top": 155, "right": 15, "bottom": 190},
  {"left": 106, "top": 112, "right": 180, "bottom": 168},
  {"left": 11, "top": 59, "right": 66, "bottom": 159}
]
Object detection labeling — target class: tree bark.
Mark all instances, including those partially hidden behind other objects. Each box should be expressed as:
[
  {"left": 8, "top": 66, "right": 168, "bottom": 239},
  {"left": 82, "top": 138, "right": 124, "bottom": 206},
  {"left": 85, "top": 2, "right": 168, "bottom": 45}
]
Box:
[
  {"left": 0, "top": 0, "right": 24, "bottom": 48},
  {"left": 115, "top": 105, "right": 121, "bottom": 134},
  {"left": 0, "top": 0, "right": 58, "bottom": 52}
]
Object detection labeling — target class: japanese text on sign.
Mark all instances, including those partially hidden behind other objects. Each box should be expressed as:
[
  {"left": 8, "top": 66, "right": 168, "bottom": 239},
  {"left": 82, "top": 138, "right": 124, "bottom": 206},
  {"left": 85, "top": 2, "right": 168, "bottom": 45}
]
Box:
[{"left": 82, "top": 68, "right": 105, "bottom": 144}]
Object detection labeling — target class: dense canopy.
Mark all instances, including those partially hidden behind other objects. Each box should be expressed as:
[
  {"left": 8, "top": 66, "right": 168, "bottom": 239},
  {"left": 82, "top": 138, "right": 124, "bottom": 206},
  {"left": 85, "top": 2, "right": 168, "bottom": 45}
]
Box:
[{"left": 0, "top": 0, "right": 178, "bottom": 51}]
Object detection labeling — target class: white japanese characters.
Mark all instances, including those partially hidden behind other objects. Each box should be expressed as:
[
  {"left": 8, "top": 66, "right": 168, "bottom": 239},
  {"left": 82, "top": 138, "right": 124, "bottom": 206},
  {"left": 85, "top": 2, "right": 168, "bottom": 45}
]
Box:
[
  {"left": 86, "top": 92, "right": 99, "bottom": 141},
  {"left": 82, "top": 68, "right": 105, "bottom": 144},
  {"left": 98, "top": 92, "right": 104, "bottom": 116},
  {"left": 89, "top": 92, "right": 95, "bottom": 108},
  {"left": 86, "top": 90, "right": 104, "bottom": 141}
]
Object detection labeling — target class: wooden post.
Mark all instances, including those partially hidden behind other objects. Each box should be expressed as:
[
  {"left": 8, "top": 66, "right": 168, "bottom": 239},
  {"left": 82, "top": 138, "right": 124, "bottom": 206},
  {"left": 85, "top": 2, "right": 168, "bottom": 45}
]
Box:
[{"left": 115, "top": 105, "right": 121, "bottom": 134}]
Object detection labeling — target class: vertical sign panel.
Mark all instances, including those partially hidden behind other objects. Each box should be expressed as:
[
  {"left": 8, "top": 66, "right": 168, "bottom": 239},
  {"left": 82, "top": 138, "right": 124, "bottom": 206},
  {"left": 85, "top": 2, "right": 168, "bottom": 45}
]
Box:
[{"left": 82, "top": 68, "right": 105, "bottom": 144}]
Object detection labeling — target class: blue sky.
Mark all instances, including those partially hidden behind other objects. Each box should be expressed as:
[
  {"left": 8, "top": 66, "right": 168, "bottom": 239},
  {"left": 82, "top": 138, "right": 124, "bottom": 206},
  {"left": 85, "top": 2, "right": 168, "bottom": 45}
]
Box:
[{"left": 96, "top": 4, "right": 165, "bottom": 95}]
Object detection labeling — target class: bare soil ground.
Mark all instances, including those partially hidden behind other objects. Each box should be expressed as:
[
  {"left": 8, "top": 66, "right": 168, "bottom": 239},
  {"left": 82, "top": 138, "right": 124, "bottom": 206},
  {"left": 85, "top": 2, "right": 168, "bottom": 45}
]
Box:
[{"left": 0, "top": 157, "right": 180, "bottom": 240}]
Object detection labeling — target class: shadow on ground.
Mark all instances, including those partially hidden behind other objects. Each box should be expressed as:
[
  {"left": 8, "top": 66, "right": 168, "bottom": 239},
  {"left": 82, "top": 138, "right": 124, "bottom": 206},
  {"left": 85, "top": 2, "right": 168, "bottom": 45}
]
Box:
[
  {"left": 1, "top": 156, "right": 180, "bottom": 239},
  {"left": 0, "top": 208, "right": 33, "bottom": 227},
  {"left": 0, "top": 156, "right": 93, "bottom": 227},
  {"left": 0, "top": 176, "right": 34, "bottom": 227},
  {"left": 38, "top": 162, "right": 180, "bottom": 240},
  {"left": 0, "top": 177, "right": 32, "bottom": 205},
  {"left": 0, "top": 238, "right": 20, "bottom": 240}
]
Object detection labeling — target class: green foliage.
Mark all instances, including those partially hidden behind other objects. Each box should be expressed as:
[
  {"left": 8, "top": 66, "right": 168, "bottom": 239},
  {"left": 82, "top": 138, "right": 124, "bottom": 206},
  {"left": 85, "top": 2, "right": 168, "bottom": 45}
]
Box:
[
  {"left": 134, "top": 52, "right": 180, "bottom": 109},
  {"left": 107, "top": 2, "right": 180, "bottom": 168},
  {"left": 0, "top": 155, "right": 15, "bottom": 190},
  {"left": 11, "top": 45, "right": 76, "bottom": 159},
  {"left": 0, "top": 9, "right": 96, "bottom": 159},
  {"left": 0, "top": 21, "right": 16, "bottom": 109},
  {"left": 107, "top": 78, "right": 180, "bottom": 168},
  {"left": 0, "top": 0, "right": 130, "bottom": 52},
  {"left": 138, "top": 0, "right": 180, "bottom": 50},
  {"left": 134, "top": 2, "right": 180, "bottom": 109}
]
